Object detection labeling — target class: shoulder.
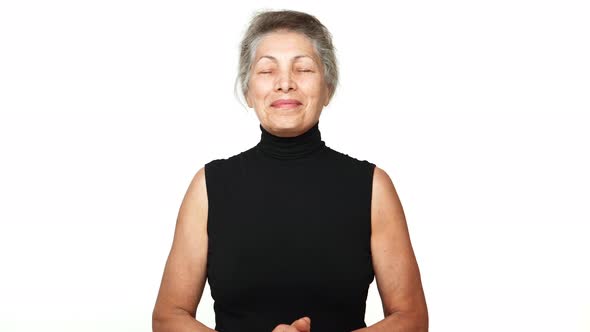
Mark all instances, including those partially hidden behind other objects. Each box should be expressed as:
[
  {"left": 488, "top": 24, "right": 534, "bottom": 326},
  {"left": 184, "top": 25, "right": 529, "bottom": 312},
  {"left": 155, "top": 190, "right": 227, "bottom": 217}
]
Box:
[
  {"left": 372, "top": 166, "right": 394, "bottom": 192},
  {"left": 202, "top": 147, "right": 253, "bottom": 193},
  {"left": 204, "top": 152, "right": 245, "bottom": 181},
  {"left": 372, "top": 165, "right": 400, "bottom": 204},
  {"left": 370, "top": 165, "right": 404, "bottom": 229},
  {"left": 205, "top": 146, "right": 256, "bottom": 171},
  {"left": 325, "top": 146, "right": 376, "bottom": 172},
  {"left": 185, "top": 166, "right": 208, "bottom": 206}
]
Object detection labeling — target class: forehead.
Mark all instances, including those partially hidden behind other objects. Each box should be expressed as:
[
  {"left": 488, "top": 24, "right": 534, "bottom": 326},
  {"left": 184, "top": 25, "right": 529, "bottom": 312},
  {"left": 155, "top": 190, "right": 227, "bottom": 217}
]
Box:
[{"left": 254, "top": 31, "right": 318, "bottom": 63}]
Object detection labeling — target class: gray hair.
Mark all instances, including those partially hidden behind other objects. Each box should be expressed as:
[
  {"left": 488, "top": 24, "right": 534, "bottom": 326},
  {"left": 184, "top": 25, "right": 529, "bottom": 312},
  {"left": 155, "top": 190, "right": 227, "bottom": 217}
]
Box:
[{"left": 234, "top": 9, "right": 339, "bottom": 110}]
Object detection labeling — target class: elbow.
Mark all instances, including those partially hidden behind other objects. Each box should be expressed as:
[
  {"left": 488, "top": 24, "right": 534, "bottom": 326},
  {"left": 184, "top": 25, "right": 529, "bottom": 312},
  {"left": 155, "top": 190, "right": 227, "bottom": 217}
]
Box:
[
  {"left": 414, "top": 304, "right": 429, "bottom": 332},
  {"left": 409, "top": 295, "right": 429, "bottom": 331},
  {"left": 409, "top": 300, "right": 429, "bottom": 332},
  {"left": 418, "top": 312, "right": 429, "bottom": 332},
  {"left": 388, "top": 306, "right": 428, "bottom": 332},
  {"left": 400, "top": 309, "right": 428, "bottom": 332},
  {"left": 152, "top": 308, "right": 175, "bottom": 332},
  {"left": 152, "top": 309, "right": 165, "bottom": 332},
  {"left": 152, "top": 307, "right": 196, "bottom": 332}
]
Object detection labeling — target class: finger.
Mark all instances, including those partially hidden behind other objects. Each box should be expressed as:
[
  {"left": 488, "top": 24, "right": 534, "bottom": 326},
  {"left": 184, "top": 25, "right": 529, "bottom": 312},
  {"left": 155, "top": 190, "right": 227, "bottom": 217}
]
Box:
[
  {"left": 271, "top": 324, "right": 294, "bottom": 332},
  {"left": 291, "top": 316, "right": 311, "bottom": 332}
]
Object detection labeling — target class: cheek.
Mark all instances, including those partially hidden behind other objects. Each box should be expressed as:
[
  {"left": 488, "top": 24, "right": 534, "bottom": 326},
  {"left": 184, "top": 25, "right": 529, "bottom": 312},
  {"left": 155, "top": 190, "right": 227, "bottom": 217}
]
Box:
[
  {"left": 250, "top": 79, "right": 273, "bottom": 99},
  {"left": 300, "top": 79, "right": 325, "bottom": 98}
]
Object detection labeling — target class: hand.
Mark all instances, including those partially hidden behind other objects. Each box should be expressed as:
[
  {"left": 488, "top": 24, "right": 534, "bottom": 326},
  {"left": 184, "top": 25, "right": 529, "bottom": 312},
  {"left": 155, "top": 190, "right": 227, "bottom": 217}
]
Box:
[{"left": 271, "top": 316, "right": 311, "bottom": 332}]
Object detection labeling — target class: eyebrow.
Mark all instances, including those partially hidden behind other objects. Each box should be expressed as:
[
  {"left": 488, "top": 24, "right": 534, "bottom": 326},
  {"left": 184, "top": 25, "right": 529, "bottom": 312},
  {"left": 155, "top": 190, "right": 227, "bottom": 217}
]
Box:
[{"left": 256, "top": 55, "right": 315, "bottom": 63}]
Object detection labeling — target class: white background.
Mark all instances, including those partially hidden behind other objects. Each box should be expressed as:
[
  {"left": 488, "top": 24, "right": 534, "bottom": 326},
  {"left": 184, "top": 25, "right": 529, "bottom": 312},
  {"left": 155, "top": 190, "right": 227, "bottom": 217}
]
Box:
[{"left": 1, "top": 1, "right": 589, "bottom": 331}]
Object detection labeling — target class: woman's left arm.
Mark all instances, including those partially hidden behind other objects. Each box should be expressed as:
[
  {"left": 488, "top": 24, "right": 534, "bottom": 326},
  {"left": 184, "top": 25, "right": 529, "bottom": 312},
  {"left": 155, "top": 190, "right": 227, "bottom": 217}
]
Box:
[{"left": 352, "top": 166, "right": 429, "bottom": 332}]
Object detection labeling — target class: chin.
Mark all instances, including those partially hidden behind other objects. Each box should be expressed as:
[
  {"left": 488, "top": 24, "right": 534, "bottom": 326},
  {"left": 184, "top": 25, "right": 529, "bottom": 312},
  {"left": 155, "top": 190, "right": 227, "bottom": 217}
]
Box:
[{"left": 267, "top": 118, "right": 307, "bottom": 132}]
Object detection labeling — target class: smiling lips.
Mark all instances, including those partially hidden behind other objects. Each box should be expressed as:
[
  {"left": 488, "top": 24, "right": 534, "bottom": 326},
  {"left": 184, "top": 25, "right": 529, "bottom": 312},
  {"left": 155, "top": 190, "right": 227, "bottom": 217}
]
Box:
[{"left": 271, "top": 99, "right": 302, "bottom": 109}]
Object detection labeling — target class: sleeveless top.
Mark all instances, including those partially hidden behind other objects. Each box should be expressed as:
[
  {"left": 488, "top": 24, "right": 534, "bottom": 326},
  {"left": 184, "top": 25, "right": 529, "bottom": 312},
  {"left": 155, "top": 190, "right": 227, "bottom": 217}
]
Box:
[{"left": 204, "top": 120, "right": 376, "bottom": 332}]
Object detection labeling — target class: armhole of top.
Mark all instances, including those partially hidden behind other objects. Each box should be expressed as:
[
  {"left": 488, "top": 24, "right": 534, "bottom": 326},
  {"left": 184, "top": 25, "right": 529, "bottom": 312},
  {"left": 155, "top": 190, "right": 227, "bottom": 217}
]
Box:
[
  {"left": 203, "top": 161, "right": 213, "bottom": 239},
  {"left": 366, "top": 161, "right": 377, "bottom": 233},
  {"left": 367, "top": 161, "right": 377, "bottom": 213},
  {"left": 366, "top": 161, "right": 377, "bottom": 279}
]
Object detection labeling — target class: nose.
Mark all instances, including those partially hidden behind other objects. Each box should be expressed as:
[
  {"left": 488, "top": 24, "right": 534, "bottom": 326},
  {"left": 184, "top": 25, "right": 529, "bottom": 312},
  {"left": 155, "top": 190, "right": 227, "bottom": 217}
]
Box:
[{"left": 274, "top": 69, "right": 297, "bottom": 92}]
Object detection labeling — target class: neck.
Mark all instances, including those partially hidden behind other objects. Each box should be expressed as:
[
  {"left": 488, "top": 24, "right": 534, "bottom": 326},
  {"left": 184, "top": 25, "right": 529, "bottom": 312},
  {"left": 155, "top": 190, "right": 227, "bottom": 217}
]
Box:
[{"left": 256, "top": 121, "right": 326, "bottom": 160}]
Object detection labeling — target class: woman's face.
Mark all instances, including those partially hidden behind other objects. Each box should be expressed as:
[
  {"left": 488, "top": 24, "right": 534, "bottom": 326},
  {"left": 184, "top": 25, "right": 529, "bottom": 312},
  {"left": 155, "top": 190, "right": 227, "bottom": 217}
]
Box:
[{"left": 246, "top": 30, "right": 331, "bottom": 137}]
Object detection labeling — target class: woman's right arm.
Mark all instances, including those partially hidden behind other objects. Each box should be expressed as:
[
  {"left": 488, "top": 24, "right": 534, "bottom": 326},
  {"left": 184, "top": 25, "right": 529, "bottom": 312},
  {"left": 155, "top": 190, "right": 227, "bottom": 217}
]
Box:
[{"left": 152, "top": 166, "right": 217, "bottom": 332}]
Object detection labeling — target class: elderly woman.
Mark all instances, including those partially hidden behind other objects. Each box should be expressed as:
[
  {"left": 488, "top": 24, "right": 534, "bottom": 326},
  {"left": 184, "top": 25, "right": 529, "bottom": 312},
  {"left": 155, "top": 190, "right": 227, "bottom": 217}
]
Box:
[{"left": 152, "top": 9, "right": 428, "bottom": 332}]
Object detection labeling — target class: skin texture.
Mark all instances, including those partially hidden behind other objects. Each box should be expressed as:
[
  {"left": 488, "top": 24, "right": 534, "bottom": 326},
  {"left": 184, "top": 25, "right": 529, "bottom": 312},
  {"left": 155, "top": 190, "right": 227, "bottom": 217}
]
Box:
[
  {"left": 152, "top": 167, "right": 216, "bottom": 332},
  {"left": 355, "top": 166, "right": 429, "bottom": 331},
  {"left": 152, "top": 28, "right": 428, "bottom": 332},
  {"left": 246, "top": 29, "right": 331, "bottom": 138}
]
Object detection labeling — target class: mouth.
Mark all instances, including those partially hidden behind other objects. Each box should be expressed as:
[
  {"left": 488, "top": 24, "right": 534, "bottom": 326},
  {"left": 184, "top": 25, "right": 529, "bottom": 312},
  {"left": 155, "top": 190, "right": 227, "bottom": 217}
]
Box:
[
  {"left": 271, "top": 103, "right": 302, "bottom": 110},
  {"left": 271, "top": 99, "right": 303, "bottom": 109}
]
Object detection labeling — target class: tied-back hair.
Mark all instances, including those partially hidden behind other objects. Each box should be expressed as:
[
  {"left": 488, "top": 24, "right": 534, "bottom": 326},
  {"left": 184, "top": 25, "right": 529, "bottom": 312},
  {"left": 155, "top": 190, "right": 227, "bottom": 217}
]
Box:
[{"left": 234, "top": 9, "right": 339, "bottom": 110}]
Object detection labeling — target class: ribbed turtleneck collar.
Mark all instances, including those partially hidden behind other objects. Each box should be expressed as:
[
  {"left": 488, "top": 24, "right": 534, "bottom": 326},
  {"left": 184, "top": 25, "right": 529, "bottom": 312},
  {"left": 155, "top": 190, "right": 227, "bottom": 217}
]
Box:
[{"left": 256, "top": 121, "right": 327, "bottom": 160}]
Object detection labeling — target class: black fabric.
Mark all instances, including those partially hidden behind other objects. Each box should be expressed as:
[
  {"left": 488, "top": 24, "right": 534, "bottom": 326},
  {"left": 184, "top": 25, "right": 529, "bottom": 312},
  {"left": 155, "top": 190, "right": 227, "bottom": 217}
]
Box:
[{"left": 204, "top": 120, "right": 376, "bottom": 332}]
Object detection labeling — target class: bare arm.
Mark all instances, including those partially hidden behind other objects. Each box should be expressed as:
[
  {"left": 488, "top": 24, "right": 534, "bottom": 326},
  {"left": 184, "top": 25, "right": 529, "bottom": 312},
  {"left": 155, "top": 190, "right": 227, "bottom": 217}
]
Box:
[
  {"left": 353, "top": 166, "right": 428, "bottom": 332},
  {"left": 152, "top": 166, "right": 217, "bottom": 332}
]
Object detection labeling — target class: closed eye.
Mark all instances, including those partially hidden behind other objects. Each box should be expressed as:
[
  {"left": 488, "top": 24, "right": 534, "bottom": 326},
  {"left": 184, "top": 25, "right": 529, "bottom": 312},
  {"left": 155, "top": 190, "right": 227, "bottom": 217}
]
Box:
[{"left": 258, "top": 70, "right": 312, "bottom": 74}]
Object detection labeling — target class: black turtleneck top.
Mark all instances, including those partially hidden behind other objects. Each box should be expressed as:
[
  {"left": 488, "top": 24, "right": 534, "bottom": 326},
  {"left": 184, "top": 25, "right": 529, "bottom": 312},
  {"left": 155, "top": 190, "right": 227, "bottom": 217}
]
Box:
[{"left": 204, "top": 120, "right": 376, "bottom": 332}]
